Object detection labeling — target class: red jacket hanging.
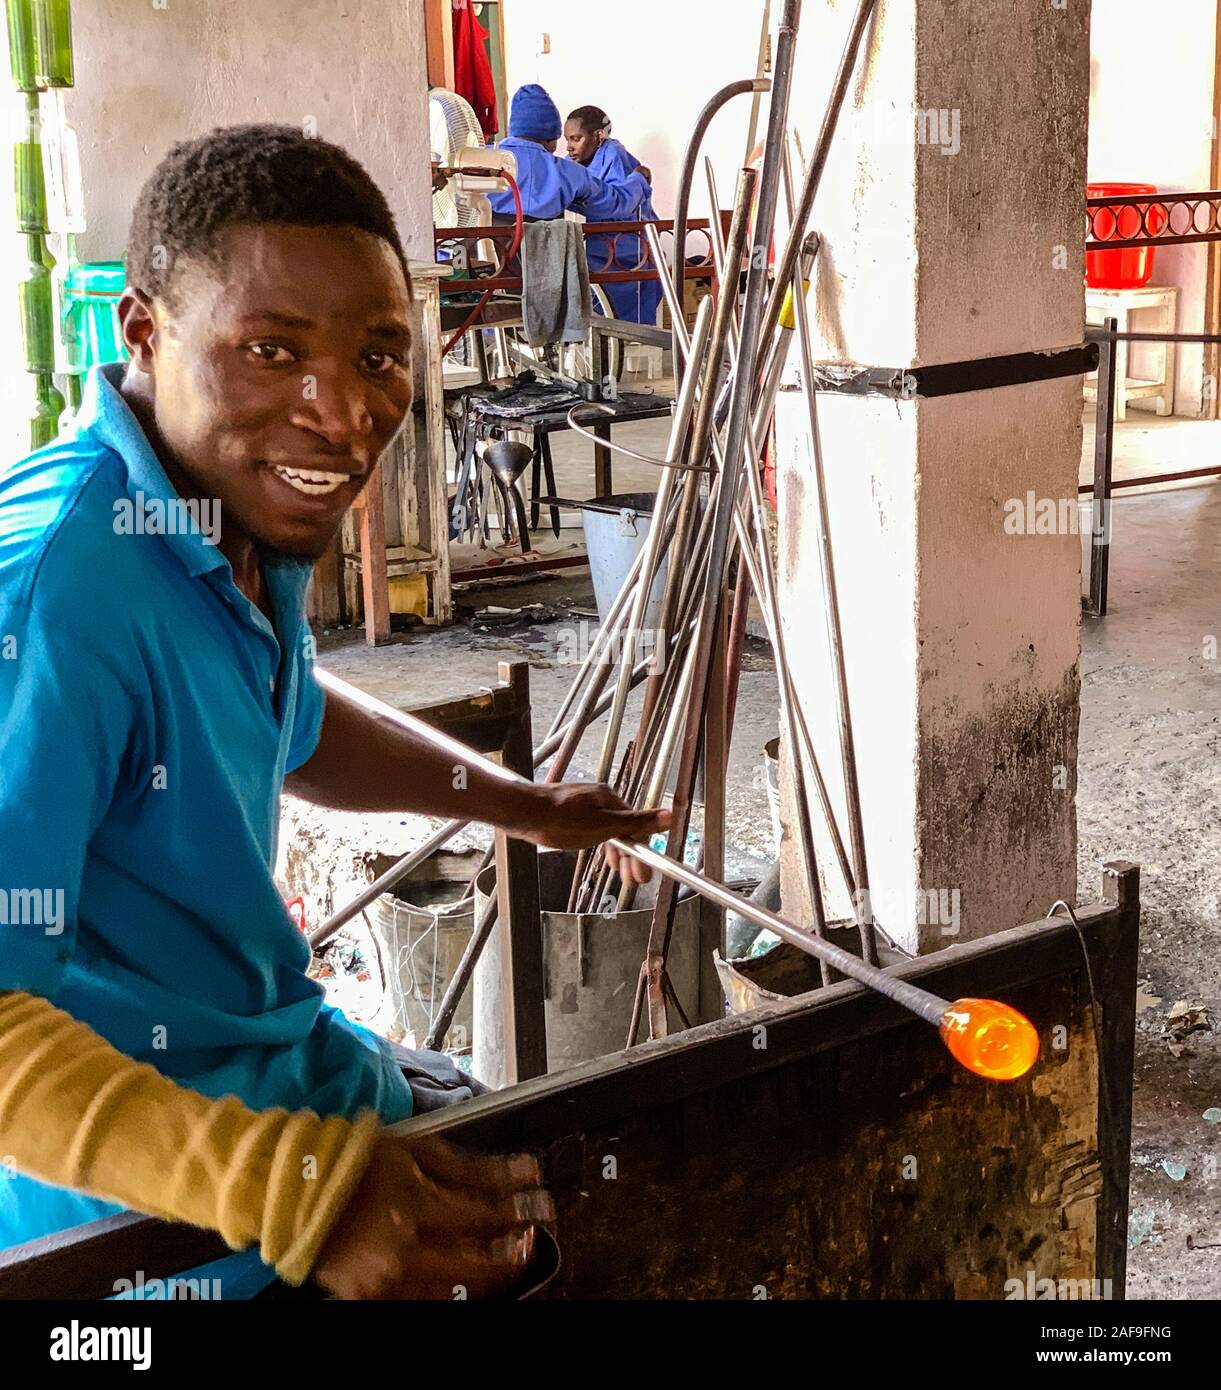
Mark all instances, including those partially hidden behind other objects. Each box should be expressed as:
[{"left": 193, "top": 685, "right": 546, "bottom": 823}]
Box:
[{"left": 453, "top": 0, "right": 499, "bottom": 142}]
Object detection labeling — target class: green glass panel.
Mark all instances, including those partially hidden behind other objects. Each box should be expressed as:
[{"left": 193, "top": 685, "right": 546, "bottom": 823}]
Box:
[
  {"left": 30, "top": 372, "right": 64, "bottom": 447},
  {"left": 5, "top": 0, "right": 37, "bottom": 92},
  {"left": 31, "top": 0, "right": 71, "bottom": 88},
  {"left": 18, "top": 235, "right": 54, "bottom": 371},
  {"left": 14, "top": 95, "right": 46, "bottom": 232}
]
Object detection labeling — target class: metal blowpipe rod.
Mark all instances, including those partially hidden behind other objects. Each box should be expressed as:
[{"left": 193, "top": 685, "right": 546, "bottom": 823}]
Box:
[
  {"left": 616, "top": 839, "right": 942, "bottom": 1023},
  {"left": 314, "top": 672, "right": 1039, "bottom": 1078}
]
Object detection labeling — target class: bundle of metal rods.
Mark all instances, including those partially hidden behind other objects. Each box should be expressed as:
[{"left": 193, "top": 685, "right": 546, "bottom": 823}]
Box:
[
  {"left": 311, "top": 0, "right": 884, "bottom": 1050},
  {"left": 561, "top": 0, "right": 884, "bottom": 1040}
]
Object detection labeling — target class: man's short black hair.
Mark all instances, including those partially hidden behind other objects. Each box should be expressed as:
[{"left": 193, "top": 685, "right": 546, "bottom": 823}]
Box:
[
  {"left": 127, "top": 123, "right": 408, "bottom": 304},
  {"left": 567, "top": 105, "right": 611, "bottom": 135}
]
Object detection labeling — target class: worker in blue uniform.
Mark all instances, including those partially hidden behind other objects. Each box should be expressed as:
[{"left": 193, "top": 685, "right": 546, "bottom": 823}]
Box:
[
  {"left": 489, "top": 85, "right": 648, "bottom": 225},
  {"left": 564, "top": 105, "right": 662, "bottom": 326}
]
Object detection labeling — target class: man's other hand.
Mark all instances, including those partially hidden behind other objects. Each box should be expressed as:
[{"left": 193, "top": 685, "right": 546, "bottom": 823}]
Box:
[
  {"left": 521, "top": 783, "right": 671, "bottom": 888},
  {"left": 313, "top": 1135, "right": 553, "bottom": 1300}
]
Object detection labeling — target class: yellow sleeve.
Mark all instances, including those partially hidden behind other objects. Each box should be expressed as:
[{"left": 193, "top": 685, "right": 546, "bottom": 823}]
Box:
[{"left": 0, "top": 990, "right": 379, "bottom": 1285}]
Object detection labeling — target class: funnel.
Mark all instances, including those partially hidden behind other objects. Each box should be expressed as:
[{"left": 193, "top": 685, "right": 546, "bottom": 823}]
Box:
[
  {"left": 484, "top": 440, "right": 534, "bottom": 554},
  {"left": 485, "top": 439, "right": 534, "bottom": 489}
]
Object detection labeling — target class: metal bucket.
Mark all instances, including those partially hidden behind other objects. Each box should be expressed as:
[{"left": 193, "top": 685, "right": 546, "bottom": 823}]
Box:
[
  {"left": 580, "top": 492, "right": 667, "bottom": 630},
  {"left": 473, "top": 850, "right": 703, "bottom": 1088},
  {"left": 366, "top": 849, "right": 481, "bottom": 1049},
  {"left": 715, "top": 926, "right": 909, "bottom": 1016}
]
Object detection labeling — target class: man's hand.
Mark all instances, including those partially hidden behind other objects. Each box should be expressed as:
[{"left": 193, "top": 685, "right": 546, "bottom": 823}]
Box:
[
  {"left": 520, "top": 783, "right": 671, "bottom": 888},
  {"left": 635, "top": 164, "right": 654, "bottom": 186},
  {"left": 312, "top": 1135, "right": 553, "bottom": 1300},
  {"left": 292, "top": 687, "right": 669, "bottom": 886}
]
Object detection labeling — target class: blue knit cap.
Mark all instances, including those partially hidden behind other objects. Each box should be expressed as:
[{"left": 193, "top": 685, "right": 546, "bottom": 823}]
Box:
[{"left": 509, "top": 84, "right": 563, "bottom": 142}]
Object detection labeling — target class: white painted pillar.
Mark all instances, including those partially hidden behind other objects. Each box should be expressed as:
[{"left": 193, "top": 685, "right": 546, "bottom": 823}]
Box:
[{"left": 776, "top": 0, "right": 1090, "bottom": 955}]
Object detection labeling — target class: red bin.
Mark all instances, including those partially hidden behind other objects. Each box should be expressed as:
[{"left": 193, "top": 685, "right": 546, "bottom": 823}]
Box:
[{"left": 1086, "top": 182, "right": 1166, "bottom": 289}]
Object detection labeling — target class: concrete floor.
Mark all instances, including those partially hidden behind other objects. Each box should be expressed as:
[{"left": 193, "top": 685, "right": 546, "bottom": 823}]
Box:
[
  {"left": 1076, "top": 481, "right": 1221, "bottom": 1299},
  {"left": 283, "top": 410, "right": 1221, "bottom": 1299},
  {"left": 1081, "top": 410, "right": 1220, "bottom": 492}
]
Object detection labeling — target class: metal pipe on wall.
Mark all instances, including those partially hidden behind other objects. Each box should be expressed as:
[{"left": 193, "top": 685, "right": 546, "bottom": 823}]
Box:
[{"left": 669, "top": 77, "right": 772, "bottom": 385}]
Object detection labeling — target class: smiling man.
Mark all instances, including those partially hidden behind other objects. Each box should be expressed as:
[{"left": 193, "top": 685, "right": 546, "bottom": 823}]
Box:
[{"left": 0, "top": 125, "right": 667, "bottom": 1299}]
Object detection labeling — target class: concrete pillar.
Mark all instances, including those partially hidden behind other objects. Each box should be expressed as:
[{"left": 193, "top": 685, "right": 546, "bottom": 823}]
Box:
[{"left": 775, "top": 0, "right": 1090, "bottom": 955}]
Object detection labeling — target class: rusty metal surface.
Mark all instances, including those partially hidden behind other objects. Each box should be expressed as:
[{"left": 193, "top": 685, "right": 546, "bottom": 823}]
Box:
[{"left": 398, "top": 872, "right": 1140, "bottom": 1300}]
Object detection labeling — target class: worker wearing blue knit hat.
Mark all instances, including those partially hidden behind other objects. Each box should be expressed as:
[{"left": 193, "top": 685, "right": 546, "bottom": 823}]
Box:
[{"left": 490, "top": 83, "right": 649, "bottom": 224}]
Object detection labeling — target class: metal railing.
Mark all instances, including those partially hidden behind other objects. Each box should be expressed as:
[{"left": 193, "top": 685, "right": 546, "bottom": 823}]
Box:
[
  {"left": 1081, "top": 189, "right": 1221, "bottom": 617},
  {"left": 435, "top": 215, "right": 727, "bottom": 295},
  {"left": 1086, "top": 189, "right": 1221, "bottom": 249}
]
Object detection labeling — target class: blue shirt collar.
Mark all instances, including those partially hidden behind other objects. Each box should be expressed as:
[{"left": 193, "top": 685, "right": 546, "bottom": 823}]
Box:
[
  {"left": 78, "top": 364, "right": 232, "bottom": 581},
  {"left": 77, "top": 365, "right": 315, "bottom": 620}
]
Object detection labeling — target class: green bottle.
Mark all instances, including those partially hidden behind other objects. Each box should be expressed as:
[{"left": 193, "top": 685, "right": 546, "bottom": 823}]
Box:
[
  {"left": 64, "top": 370, "right": 81, "bottom": 410},
  {"left": 5, "top": 0, "right": 37, "bottom": 92},
  {"left": 32, "top": 0, "right": 71, "bottom": 88},
  {"left": 18, "top": 234, "right": 54, "bottom": 372},
  {"left": 30, "top": 372, "right": 64, "bottom": 448},
  {"left": 14, "top": 94, "right": 46, "bottom": 232}
]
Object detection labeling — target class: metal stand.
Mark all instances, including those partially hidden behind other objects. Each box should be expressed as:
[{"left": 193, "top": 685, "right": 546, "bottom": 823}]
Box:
[{"left": 1086, "top": 315, "right": 1118, "bottom": 619}]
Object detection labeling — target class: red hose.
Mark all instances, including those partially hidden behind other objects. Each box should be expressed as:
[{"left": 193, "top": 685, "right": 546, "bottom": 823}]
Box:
[{"left": 442, "top": 170, "right": 524, "bottom": 359}]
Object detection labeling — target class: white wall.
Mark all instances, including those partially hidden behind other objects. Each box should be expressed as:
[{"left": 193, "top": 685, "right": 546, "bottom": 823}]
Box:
[
  {"left": 504, "top": 0, "right": 1220, "bottom": 417},
  {"left": 1089, "top": 0, "right": 1218, "bottom": 415},
  {"left": 502, "top": 0, "right": 763, "bottom": 225},
  {"left": 66, "top": 0, "right": 433, "bottom": 263}
]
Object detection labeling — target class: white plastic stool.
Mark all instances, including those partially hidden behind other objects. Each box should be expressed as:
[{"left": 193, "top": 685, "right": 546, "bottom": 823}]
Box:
[
  {"left": 624, "top": 343, "right": 665, "bottom": 380},
  {"left": 1085, "top": 285, "right": 1178, "bottom": 421}
]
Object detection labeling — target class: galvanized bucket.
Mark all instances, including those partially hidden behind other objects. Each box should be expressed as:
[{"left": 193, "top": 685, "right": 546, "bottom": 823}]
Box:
[
  {"left": 473, "top": 850, "right": 704, "bottom": 1088},
  {"left": 715, "top": 924, "right": 908, "bottom": 1015},
  {"left": 367, "top": 849, "right": 482, "bottom": 1049},
  {"left": 580, "top": 492, "right": 667, "bottom": 630}
]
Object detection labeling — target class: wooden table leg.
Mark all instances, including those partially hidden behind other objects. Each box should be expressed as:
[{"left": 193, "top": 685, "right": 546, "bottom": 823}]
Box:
[
  {"left": 356, "top": 463, "right": 392, "bottom": 646},
  {"left": 1159, "top": 293, "right": 1178, "bottom": 416},
  {"left": 493, "top": 661, "right": 547, "bottom": 1084},
  {"left": 1114, "top": 305, "right": 1130, "bottom": 423}
]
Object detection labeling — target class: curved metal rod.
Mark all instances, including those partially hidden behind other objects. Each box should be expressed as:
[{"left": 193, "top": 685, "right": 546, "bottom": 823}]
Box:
[
  {"left": 564, "top": 405, "right": 711, "bottom": 473},
  {"left": 671, "top": 76, "right": 771, "bottom": 384}
]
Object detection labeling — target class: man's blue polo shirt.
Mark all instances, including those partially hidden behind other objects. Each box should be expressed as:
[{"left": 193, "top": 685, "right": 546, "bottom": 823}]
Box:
[{"left": 0, "top": 364, "right": 414, "bottom": 1269}]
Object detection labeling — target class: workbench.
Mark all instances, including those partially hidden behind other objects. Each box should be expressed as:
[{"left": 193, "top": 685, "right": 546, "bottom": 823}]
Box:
[
  {"left": 0, "top": 864, "right": 1140, "bottom": 1300},
  {"left": 446, "top": 386, "right": 674, "bottom": 585}
]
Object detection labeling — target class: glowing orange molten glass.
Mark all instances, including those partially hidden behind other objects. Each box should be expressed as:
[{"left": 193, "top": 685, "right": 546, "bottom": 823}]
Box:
[{"left": 938, "top": 998, "right": 1039, "bottom": 1080}]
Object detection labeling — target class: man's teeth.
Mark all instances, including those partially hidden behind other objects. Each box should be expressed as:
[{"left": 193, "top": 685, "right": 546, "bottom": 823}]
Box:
[{"left": 271, "top": 466, "right": 349, "bottom": 497}]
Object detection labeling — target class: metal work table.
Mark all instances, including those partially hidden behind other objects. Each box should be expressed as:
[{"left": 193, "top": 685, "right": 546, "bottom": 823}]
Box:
[{"left": 446, "top": 387, "right": 674, "bottom": 582}]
